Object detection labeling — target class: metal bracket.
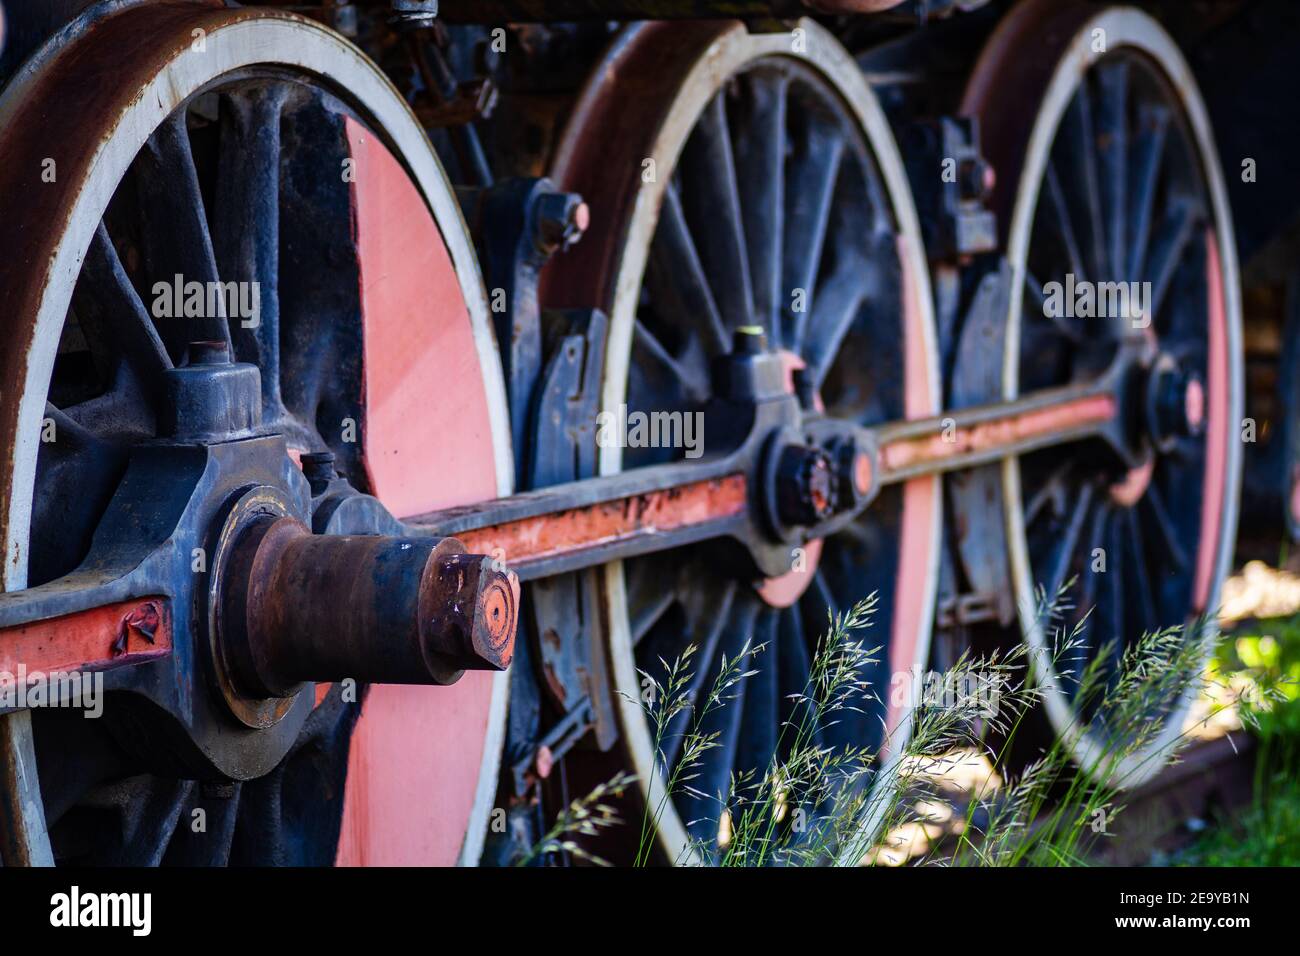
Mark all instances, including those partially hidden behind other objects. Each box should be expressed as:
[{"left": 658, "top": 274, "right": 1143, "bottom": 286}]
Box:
[
  {"left": 458, "top": 177, "right": 589, "bottom": 488},
  {"left": 902, "top": 116, "right": 997, "bottom": 263},
  {"left": 946, "top": 258, "right": 1015, "bottom": 626},
  {"left": 526, "top": 309, "right": 617, "bottom": 745},
  {"left": 496, "top": 309, "right": 615, "bottom": 806}
]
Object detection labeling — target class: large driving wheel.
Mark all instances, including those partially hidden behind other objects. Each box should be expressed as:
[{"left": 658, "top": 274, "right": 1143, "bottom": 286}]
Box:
[
  {"left": 963, "top": 0, "right": 1243, "bottom": 785},
  {"left": 0, "top": 5, "right": 512, "bottom": 865},
  {"left": 545, "top": 19, "right": 942, "bottom": 862}
]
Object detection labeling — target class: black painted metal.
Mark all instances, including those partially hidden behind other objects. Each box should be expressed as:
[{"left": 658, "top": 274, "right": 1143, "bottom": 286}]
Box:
[
  {"left": 616, "top": 58, "right": 914, "bottom": 855},
  {"left": 1012, "top": 50, "right": 1213, "bottom": 715},
  {"left": 15, "top": 76, "right": 401, "bottom": 866}
]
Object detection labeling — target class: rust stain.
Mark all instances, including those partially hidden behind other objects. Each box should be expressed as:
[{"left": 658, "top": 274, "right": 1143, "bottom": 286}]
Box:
[
  {"left": 457, "top": 473, "right": 747, "bottom": 569},
  {"left": 0, "top": 598, "right": 172, "bottom": 683},
  {"left": 880, "top": 396, "right": 1116, "bottom": 475}
]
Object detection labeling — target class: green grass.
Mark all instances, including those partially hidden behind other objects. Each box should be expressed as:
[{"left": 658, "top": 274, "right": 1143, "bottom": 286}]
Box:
[
  {"left": 1175, "top": 772, "right": 1300, "bottom": 866},
  {"left": 525, "top": 584, "right": 1289, "bottom": 867},
  {"left": 1174, "top": 610, "right": 1300, "bottom": 866}
]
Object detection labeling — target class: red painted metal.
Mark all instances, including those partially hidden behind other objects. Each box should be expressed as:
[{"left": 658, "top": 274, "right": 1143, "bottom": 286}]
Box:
[
  {"left": 1185, "top": 377, "right": 1205, "bottom": 431},
  {"left": 456, "top": 474, "right": 747, "bottom": 571},
  {"left": 879, "top": 394, "right": 1118, "bottom": 477},
  {"left": 0, "top": 598, "right": 171, "bottom": 684},
  {"left": 757, "top": 350, "right": 824, "bottom": 607},
  {"left": 756, "top": 537, "right": 824, "bottom": 608},
  {"left": 884, "top": 235, "right": 940, "bottom": 747},
  {"left": 1110, "top": 456, "right": 1155, "bottom": 508},
  {"left": 1194, "top": 229, "right": 1229, "bottom": 613},
  {"left": 336, "top": 117, "right": 501, "bottom": 866}
]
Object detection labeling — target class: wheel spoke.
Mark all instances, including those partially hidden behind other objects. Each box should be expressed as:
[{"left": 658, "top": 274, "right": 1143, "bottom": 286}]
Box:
[
  {"left": 632, "top": 319, "right": 710, "bottom": 405},
  {"left": 783, "top": 124, "right": 845, "bottom": 350},
  {"left": 1143, "top": 196, "right": 1199, "bottom": 322},
  {"left": 734, "top": 72, "right": 789, "bottom": 344},
  {"left": 661, "top": 582, "right": 737, "bottom": 771},
  {"left": 647, "top": 184, "right": 729, "bottom": 355},
  {"left": 628, "top": 557, "right": 679, "bottom": 647},
  {"left": 1025, "top": 268, "right": 1082, "bottom": 343},
  {"left": 1025, "top": 459, "right": 1073, "bottom": 527},
  {"left": 212, "top": 87, "right": 288, "bottom": 418},
  {"left": 679, "top": 95, "right": 755, "bottom": 332},
  {"left": 1046, "top": 481, "right": 1095, "bottom": 601},
  {"left": 133, "top": 111, "right": 233, "bottom": 358},
  {"left": 1095, "top": 60, "right": 1130, "bottom": 279},
  {"left": 1125, "top": 509, "right": 1158, "bottom": 634},
  {"left": 29, "top": 405, "right": 130, "bottom": 584},
  {"left": 803, "top": 264, "right": 866, "bottom": 384},
  {"left": 1126, "top": 103, "right": 1170, "bottom": 282},
  {"left": 734, "top": 611, "right": 780, "bottom": 789},
  {"left": 1043, "top": 163, "right": 1089, "bottom": 285},
  {"left": 77, "top": 224, "right": 172, "bottom": 391},
  {"left": 684, "top": 599, "right": 759, "bottom": 846},
  {"left": 811, "top": 568, "right": 839, "bottom": 621},
  {"left": 1070, "top": 500, "right": 1110, "bottom": 675},
  {"left": 776, "top": 607, "right": 824, "bottom": 758},
  {"left": 1102, "top": 512, "right": 1127, "bottom": 681},
  {"left": 1141, "top": 484, "right": 1189, "bottom": 571},
  {"left": 80, "top": 777, "right": 195, "bottom": 865},
  {"left": 1059, "top": 82, "right": 1108, "bottom": 280}
]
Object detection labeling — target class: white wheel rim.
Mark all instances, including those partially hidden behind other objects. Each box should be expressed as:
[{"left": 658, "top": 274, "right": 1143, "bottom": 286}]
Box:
[
  {"left": 0, "top": 5, "right": 513, "bottom": 865},
  {"left": 999, "top": 7, "right": 1243, "bottom": 786},
  {"left": 591, "top": 18, "right": 942, "bottom": 863}
]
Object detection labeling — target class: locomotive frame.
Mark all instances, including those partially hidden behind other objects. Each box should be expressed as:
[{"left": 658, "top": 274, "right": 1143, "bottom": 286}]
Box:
[{"left": 0, "top": 0, "right": 1290, "bottom": 866}]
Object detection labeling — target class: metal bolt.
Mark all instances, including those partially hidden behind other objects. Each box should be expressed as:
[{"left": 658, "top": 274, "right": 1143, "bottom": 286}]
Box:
[
  {"left": 733, "top": 325, "right": 767, "bottom": 355},
  {"left": 424, "top": 550, "right": 518, "bottom": 672},
  {"left": 221, "top": 522, "right": 519, "bottom": 701},
  {"left": 1150, "top": 360, "right": 1204, "bottom": 446},
  {"left": 831, "top": 439, "right": 874, "bottom": 506},
  {"left": 300, "top": 451, "right": 338, "bottom": 496},
  {"left": 792, "top": 366, "right": 817, "bottom": 410},
  {"left": 534, "top": 192, "right": 589, "bottom": 253},
  {"left": 957, "top": 157, "right": 995, "bottom": 203},
  {"left": 389, "top": 0, "right": 438, "bottom": 29},
  {"left": 775, "top": 444, "right": 837, "bottom": 526}
]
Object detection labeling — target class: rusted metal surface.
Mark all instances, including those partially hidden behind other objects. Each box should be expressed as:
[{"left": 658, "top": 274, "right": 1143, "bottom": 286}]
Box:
[
  {"left": 223, "top": 518, "right": 518, "bottom": 696},
  {"left": 456, "top": 474, "right": 747, "bottom": 575},
  {"left": 543, "top": 20, "right": 729, "bottom": 310},
  {"left": 959, "top": 0, "right": 1099, "bottom": 240},
  {"left": 0, "top": 1, "right": 257, "bottom": 577},
  {"left": 0, "top": 597, "right": 171, "bottom": 689},
  {"left": 0, "top": 711, "right": 52, "bottom": 867},
  {"left": 878, "top": 393, "right": 1118, "bottom": 480},
  {"left": 0, "top": 0, "right": 524, "bottom": 868}
]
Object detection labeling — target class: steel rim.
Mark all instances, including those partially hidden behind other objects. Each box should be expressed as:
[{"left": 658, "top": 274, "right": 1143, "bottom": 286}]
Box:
[
  {"left": 971, "top": 4, "right": 1243, "bottom": 786},
  {"left": 0, "top": 6, "right": 512, "bottom": 865},
  {"left": 552, "top": 19, "right": 941, "bottom": 863}
]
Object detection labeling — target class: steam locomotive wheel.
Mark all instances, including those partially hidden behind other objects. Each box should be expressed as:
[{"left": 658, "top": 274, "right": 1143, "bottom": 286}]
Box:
[
  {"left": 963, "top": 1, "right": 1243, "bottom": 785},
  {"left": 0, "top": 6, "right": 511, "bottom": 864},
  {"left": 547, "top": 20, "right": 942, "bottom": 862}
]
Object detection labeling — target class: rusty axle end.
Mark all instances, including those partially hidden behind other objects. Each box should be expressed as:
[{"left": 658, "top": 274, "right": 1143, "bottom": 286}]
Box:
[
  {"left": 219, "top": 518, "right": 520, "bottom": 713},
  {"left": 423, "top": 551, "right": 519, "bottom": 672}
]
